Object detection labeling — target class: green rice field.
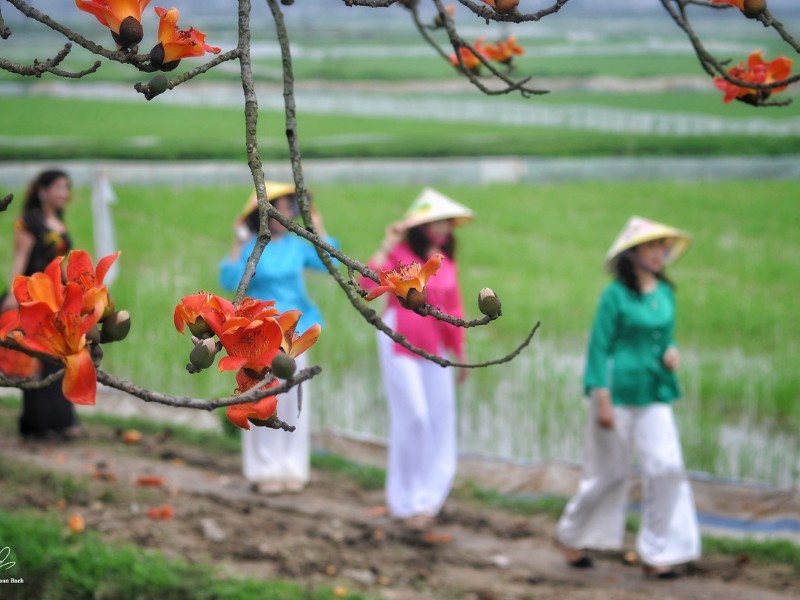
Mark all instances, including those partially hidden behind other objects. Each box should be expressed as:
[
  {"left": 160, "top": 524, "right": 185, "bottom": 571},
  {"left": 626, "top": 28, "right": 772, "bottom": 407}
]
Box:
[{"left": 1, "top": 180, "right": 797, "bottom": 486}]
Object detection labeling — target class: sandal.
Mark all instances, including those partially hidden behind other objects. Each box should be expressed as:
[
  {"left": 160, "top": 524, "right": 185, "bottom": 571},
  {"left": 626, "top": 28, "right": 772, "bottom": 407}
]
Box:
[
  {"left": 643, "top": 565, "right": 680, "bottom": 579},
  {"left": 552, "top": 536, "right": 594, "bottom": 569}
]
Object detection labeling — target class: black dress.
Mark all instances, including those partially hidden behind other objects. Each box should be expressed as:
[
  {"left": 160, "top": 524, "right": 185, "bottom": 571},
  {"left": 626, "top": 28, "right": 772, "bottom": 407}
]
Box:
[{"left": 9, "top": 210, "right": 76, "bottom": 438}]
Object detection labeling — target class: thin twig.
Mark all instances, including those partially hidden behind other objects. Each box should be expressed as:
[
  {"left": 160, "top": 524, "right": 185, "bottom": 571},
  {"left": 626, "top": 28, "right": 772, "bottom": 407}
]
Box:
[
  {"left": 431, "top": 0, "right": 548, "bottom": 97},
  {"left": 659, "top": 0, "right": 798, "bottom": 103},
  {"left": 456, "top": 0, "right": 571, "bottom": 24},
  {"left": 342, "top": 0, "right": 399, "bottom": 6},
  {"left": 267, "top": 0, "right": 539, "bottom": 368},
  {"left": 134, "top": 49, "right": 240, "bottom": 99},
  {"left": 0, "top": 4, "right": 12, "bottom": 39},
  {"left": 0, "top": 368, "right": 65, "bottom": 390},
  {"left": 5, "top": 0, "right": 157, "bottom": 71},
  {"left": 0, "top": 43, "right": 100, "bottom": 78},
  {"left": 96, "top": 366, "right": 321, "bottom": 410}
]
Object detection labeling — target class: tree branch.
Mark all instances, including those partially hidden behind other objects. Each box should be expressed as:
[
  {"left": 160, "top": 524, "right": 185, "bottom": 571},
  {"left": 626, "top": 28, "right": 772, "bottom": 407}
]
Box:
[
  {"left": 0, "top": 43, "right": 100, "bottom": 78},
  {"left": 431, "top": 0, "right": 549, "bottom": 97},
  {"left": 96, "top": 366, "right": 321, "bottom": 410},
  {"left": 0, "top": 4, "right": 12, "bottom": 39},
  {"left": 456, "top": 0, "right": 571, "bottom": 24},
  {"left": 134, "top": 49, "right": 241, "bottom": 100},
  {"left": 5, "top": 0, "right": 157, "bottom": 71}
]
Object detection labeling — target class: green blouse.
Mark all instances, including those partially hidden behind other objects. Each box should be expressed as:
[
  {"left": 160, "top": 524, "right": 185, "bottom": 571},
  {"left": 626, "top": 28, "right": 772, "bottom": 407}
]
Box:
[{"left": 584, "top": 279, "right": 681, "bottom": 406}]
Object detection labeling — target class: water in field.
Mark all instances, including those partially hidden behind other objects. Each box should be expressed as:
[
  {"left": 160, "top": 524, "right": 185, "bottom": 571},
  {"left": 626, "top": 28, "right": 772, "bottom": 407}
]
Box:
[{"left": 312, "top": 337, "right": 800, "bottom": 488}]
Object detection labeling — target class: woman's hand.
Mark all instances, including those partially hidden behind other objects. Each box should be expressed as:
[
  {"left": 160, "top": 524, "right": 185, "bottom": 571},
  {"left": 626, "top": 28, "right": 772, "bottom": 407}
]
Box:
[
  {"left": 593, "top": 388, "right": 614, "bottom": 429},
  {"left": 662, "top": 346, "right": 680, "bottom": 371}
]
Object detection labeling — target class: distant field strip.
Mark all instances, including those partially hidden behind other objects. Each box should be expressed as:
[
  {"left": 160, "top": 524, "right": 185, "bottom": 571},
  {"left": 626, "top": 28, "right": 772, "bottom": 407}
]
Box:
[{"left": 4, "top": 82, "right": 800, "bottom": 137}]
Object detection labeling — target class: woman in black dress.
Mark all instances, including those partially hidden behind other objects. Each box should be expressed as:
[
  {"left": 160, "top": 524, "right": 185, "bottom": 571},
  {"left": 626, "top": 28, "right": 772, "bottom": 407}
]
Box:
[{"left": 1, "top": 169, "right": 78, "bottom": 439}]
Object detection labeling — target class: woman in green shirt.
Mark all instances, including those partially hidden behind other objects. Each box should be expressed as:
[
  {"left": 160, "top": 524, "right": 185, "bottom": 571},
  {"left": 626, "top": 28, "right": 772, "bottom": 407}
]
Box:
[{"left": 554, "top": 216, "right": 700, "bottom": 579}]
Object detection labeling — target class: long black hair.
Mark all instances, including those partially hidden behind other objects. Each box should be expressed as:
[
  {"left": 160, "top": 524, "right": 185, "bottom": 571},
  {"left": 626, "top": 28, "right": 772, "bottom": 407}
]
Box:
[
  {"left": 406, "top": 222, "right": 456, "bottom": 261},
  {"left": 615, "top": 249, "right": 674, "bottom": 296},
  {"left": 23, "top": 169, "right": 70, "bottom": 220}
]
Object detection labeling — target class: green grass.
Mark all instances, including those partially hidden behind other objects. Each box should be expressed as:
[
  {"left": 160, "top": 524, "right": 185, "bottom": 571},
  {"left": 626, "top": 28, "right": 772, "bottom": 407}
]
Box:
[
  {"left": 0, "top": 511, "right": 372, "bottom": 600},
  {"left": 1, "top": 180, "right": 798, "bottom": 485},
  {"left": 1, "top": 95, "right": 799, "bottom": 162}
]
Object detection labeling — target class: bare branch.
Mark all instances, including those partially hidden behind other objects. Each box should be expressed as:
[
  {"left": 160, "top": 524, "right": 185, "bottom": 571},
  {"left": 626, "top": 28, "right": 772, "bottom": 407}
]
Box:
[
  {"left": 431, "top": 0, "right": 548, "bottom": 97},
  {"left": 763, "top": 10, "right": 800, "bottom": 53},
  {"left": 5, "top": 0, "right": 157, "bottom": 71},
  {"left": 1, "top": 193, "right": 12, "bottom": 212},
  {"left": 96, "top": 366, "right": 321, "bottom": 410},
  {"left": 455, "top": 0, "right": 571, "bottom": 24},
  {"left": 134, "top": 48, "right": 240, "bottom": 100},
  {"left": 265, "top": 0, "right": 538, "bottom": 367},
  {"left": 343, "top": 0, "right": 400, "bottom": 6},
  {"left": 0, "top": 4, "right": 12, "bottom": 39},
  {"left": 0, "top": 367, "right": 65, "bottom": 390},
  {"left": 0, "top": 43, "right": 100, "bottom": 78},
  {"left": 660, "top": 0, "right": 799, "bottom": 101}
]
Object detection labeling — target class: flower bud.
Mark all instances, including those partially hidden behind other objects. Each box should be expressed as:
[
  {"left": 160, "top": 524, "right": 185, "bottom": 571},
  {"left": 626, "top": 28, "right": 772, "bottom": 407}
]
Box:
[
  {"left": 404, "top": 288, "right": 427, "bottom": 310},
  {"left": 187, "top": 316, "right": 212, "bottom": 338},
  {"left": 100, "top": 310, "right": 131, "bottom": 343},
  {"left": 112, "top": 16, "right": 144, "bottom": 50},
  {"left": 102, "top": 295, "right": 116, "bottom": 320},
  {"left": 478, "top": 287, "right": 502, "bottom": 317},
  {"left": 743, "top": 0, "right": 766, "bottom": 18},
  {"left": 189, "top": 338, "right": 219, "bottom": 370},
  {"left": 271, "top": 352, "right": 297, "bottom": 379},
  {"left": 490, "top": 0, "right": 519, "bottom": 14},
  {"left": 85, "top": 325, "right": 101, "bottom": 345},
  {"left": 149, "top": 43, "right": 181, "bottom": 72},
  {"left": 144, "top": 74, "right": 170, "bottom": 101}
]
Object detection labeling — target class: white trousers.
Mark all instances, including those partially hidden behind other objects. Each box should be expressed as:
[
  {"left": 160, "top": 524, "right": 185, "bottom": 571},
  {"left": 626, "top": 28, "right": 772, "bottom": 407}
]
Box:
[
  {"left": 241, "top": 353, "right": 310, "bottom": 485},
  {"left": 378, "top": 312, "right": 457, "bottom": 519},
  {"left": 556, "top": 402, "right": 701, "bottom": 567}
]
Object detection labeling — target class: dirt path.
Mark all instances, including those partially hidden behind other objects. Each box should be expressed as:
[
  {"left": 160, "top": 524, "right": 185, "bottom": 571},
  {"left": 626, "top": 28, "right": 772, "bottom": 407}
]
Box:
[{"left": 1, "top": 422, "right": 798, "bottom": 600}]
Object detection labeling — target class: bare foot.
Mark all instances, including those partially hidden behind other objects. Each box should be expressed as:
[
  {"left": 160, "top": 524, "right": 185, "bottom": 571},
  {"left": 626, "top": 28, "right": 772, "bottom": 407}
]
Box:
[{"left": 553, "top": 536, "right": 593, "bottom": 568}]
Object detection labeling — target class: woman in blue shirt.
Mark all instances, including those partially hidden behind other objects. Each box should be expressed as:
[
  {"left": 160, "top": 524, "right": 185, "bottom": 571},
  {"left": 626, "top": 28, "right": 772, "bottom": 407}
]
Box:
[
  {"left": 554, "top": 216, "right": 700, "bottom": 578},
  {"left": 219, "top": 182, "right": 338, "bottom": 494}
]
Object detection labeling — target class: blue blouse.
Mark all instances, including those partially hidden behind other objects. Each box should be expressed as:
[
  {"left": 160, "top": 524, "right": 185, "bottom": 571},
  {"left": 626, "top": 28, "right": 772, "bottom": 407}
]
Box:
[{"left": 219, "top": 234, "right": 338, "bottom": 332}]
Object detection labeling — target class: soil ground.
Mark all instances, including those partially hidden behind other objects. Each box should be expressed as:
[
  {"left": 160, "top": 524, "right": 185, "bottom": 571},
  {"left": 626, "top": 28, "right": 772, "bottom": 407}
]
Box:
[{"left": 1, "top": 415, "right": 798, "bottom": 600}]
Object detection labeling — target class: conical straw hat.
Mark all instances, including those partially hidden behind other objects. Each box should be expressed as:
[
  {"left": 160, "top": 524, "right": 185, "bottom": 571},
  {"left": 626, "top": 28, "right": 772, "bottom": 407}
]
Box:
[
  {"left": 238, "top": 181, "right": 297, "bottom": 219},
  {"left": 402, "top": 188, "right": 474, "bottom": 229},
  {"left": 604, "top": 215, "right": 692, "bottom": 272}
]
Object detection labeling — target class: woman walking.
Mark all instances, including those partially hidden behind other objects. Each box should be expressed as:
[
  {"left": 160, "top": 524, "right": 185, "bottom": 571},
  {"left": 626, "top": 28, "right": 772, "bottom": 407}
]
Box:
[
  {"left": 554, "top": 215, "right": 701, "bottom": 578},
  {"left": 362, "top": 188, "right": 472, "bottom": 530}
]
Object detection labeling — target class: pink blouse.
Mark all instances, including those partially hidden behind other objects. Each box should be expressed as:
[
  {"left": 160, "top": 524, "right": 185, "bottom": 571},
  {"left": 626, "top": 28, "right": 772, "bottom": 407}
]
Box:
[{"left": 362, "top": 242, "right": 465, "bottom": 360}]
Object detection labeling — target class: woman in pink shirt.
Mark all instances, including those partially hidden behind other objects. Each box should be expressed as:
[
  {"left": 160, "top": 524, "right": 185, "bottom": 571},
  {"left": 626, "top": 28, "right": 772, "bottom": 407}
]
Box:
[{"left": 362, "top": 188, "right": 473, "bottom": 530}]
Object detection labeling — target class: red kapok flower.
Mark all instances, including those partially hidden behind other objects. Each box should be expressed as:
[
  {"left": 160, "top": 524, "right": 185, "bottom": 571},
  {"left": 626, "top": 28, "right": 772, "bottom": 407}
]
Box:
[
  {"left": 480, "top": 0, "right": 520, "bottom": 14},
  {"left": 75, "top": 0, "right": 152, "bottom": 49},
  {"left": 713, "top": 50, "right": 793, "bottom": 104},
  {"left": 449, "top": 39, "right": 486, "bottom": 73},
  {"left": 66, "top": 250, "right": 120, "bottom": 317},
  {"left": 12, "top": 281, "right": 103, "bottom": 405},
  {"left": 150, "top": 7, "right": 221, "bottom": 71},
  {"left": 225, "top": 372, "right": 280, "bottom": 430},
  {"left": 174, "top": 292, "right": 218, "bottom": 336},
  {"left": 711, "top": 0, "right": 744, "bottom": 8},
  {"left": 365, "top": 253, "right": 443, "bottom": 309},
  {"left": 275, "top": 310, "right": 321, "bottom": 359},
  {"left": 484, "top": 37, "right": 525, "bottom": 64}
]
